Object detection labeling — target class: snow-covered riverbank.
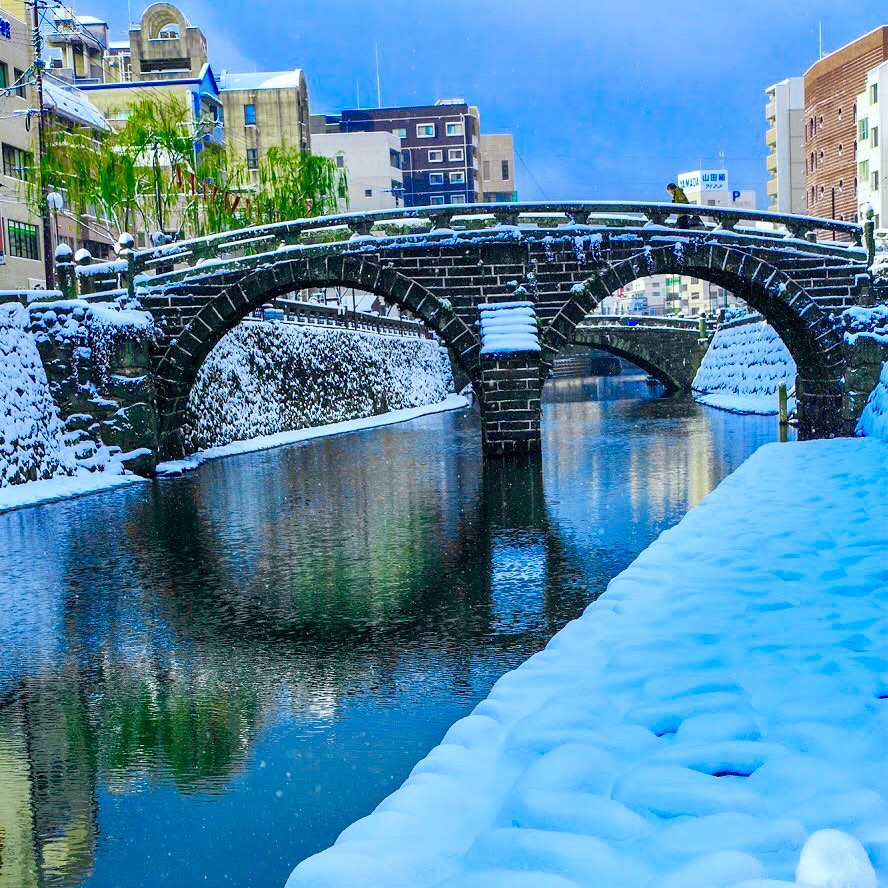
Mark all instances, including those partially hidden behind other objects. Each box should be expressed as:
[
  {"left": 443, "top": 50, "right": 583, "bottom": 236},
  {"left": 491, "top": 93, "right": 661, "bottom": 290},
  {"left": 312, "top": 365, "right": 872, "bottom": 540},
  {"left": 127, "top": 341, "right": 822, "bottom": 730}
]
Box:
[{"left": 288, "top": 437, "right": 887, "bottom": 888}]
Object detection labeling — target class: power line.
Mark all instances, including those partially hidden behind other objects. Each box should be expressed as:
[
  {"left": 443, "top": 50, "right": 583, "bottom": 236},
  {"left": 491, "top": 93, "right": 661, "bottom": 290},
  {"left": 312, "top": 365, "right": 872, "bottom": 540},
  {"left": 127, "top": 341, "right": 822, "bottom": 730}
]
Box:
[{"left": 515, "top": 146, "right": 548, "bottom": 200}]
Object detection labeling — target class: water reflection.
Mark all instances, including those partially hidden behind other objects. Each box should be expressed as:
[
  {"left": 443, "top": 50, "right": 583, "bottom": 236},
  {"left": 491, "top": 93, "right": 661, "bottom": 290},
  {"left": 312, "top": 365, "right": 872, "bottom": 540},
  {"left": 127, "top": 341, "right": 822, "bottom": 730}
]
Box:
[{"left": 0, "top": 374, "right": 786, "bottom": 887}]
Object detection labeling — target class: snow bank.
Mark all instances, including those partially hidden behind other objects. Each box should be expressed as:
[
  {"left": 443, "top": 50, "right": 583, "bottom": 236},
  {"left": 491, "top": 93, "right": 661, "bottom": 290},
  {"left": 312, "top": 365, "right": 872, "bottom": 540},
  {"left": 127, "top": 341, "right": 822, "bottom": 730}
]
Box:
[
  {"left": 288, "top": 438, "right": 888, "bottom": 888},
  {"left": 856, "top": 361, "right": 888, "bottom": 442},
  {"left": 0, "top": 304, "right": 75, "bottom": 487},
  {"left": 479, "top": 301, "right": 541, "bottom": 355},
  {"left": 186, "top": 322, "right": 453, "bottom": 450},
  {"left": 694, "top": 318, "right": 796, "bottom": 415}
]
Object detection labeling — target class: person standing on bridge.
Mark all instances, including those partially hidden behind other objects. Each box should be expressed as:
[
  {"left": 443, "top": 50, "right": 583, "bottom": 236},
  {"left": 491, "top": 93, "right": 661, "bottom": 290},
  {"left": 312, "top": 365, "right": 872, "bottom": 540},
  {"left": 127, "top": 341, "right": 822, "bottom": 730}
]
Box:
[{"left": 667, "top": 182, "right": 691, "bottom": 229}]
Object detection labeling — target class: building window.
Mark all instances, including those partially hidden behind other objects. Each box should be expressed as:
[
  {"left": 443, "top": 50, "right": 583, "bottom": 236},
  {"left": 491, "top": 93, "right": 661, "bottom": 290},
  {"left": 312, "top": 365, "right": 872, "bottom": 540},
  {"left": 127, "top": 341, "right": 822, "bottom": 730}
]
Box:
[
  {"left": 837, "top": 107, "right": 842, "bottom": 120},
  {"left": 838, "top": 178, "right": 844, "bottom": 193},
  {"left": 428, "top": 149, "right": 443, "bottom": 162},
  {"left": 859, "top": 160, "right": 870, "bottom": 183},
  {"left": 873, "top": 170, "right": 880, "bottom": 192},
  {"left": 429, "top": 172, "right": 444, "bottom": 185},
  {"left": 449, "top": 171, "right": 465, "bottom": 184},
  {"left": 449, "top": 194, "right": 465, "bottom": 204},
  {"left": 810, "top": 151, "right": 815, "bottom": 170},
  {"left": 871, "top": 83, "right": 879, "bottom": 104},
  {"left": 244, "top": 104, "right": 256, "bottom": 125},
  {"left": 401, "top": 151, "right": 409, "bottom": 167},
  {"left": 7, "top": 220, "right": 39, "bottom": 261},
  {"left": 393, "top": 127, "right": 407, "bottom": 138},
  {"left": 873, "top": 126, "right": 880, "bottom": 148},
  {"left": 445, "top": 121, "right": 464, "bottom": 137},
  {"left": 12, "top": 68, "right": 25, "bottom": 99},
  {"left": 416, "top": 123, "right": 435, "bottom": 138},
  {"left": 2, "top": 143, "right": 31, "bottom": 180},
  {"left": 818, "top": 115, "right": 823, "bottom": 127},
  {"left": 0, "top": 63, "right": 7, "bottom": 90},
  {"left": 158, "top": 22, "right": 180, "bottom": 39},
  {"left": 501, "top": 160, "right": 509, "bottom": 180},
  {"left": 389, "top": 149, "right": 401, "bottom": 169},
  {"left": 838, "top": 143, "right": 843, "bottom": 157},
  {"left": 429, "top": 195, "right": 445, "bottom": 205},
  {"left": 448, "top": 148, "right": 464, "bottom": 161},
  {"left": 859, "top": 118, "right": 869, "bottom": 141},
  {"left": 364, "top": 188, "right": 373, "bottom": 198},
  {"left": 246, "top": 148, "right": 259, "bottom": 169},
  {"left": 483, "top": 160, "right": 491, "bottom": 179}
]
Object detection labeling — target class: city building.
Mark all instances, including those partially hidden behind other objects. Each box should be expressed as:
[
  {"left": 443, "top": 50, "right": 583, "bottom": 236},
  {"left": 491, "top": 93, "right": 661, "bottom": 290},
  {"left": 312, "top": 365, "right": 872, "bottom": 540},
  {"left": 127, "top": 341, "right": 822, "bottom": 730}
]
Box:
[
  {"left": 804, "top": 25, "right": 888, "bottom": 222},
  {"left": 0, "top": 5, "right": 47, "bottom": 287},
  {"left": 219, "top": 69, "right": 311, "bottom": 171},
  {"left": 479, "top": 133, "right": 516, "bottom": 202},
  {"left": 43, "top": 4, "right": 131, "bottom": 86},
  {"left": 318, "top": 99, "right": 481, "bottom": 206},
  {"left": 312, "top": 130, "right": 403, "bottom": 212},
  {"left": 76, "top": 4, "right": 223, "bottom": 159},
  {"left": 765, "top": 77, "right": 806, "bottom": 213},
  {"left": 855, "top": 60, "right": 888, "bottom": 228}
]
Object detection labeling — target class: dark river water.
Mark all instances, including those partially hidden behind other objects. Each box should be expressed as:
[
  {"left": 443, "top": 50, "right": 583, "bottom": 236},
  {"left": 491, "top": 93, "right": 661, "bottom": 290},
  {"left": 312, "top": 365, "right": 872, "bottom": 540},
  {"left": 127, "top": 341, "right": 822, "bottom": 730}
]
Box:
[{"left": 0, "top": 374, "right": 789, "bottom": 888}]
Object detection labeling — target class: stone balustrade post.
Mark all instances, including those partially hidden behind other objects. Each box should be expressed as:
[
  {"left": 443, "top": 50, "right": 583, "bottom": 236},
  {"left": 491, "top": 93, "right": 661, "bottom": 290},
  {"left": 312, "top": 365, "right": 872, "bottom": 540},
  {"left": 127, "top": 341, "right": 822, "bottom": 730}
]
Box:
[{"left": 54, "top": 243, "right": 77, "bottom": 300}]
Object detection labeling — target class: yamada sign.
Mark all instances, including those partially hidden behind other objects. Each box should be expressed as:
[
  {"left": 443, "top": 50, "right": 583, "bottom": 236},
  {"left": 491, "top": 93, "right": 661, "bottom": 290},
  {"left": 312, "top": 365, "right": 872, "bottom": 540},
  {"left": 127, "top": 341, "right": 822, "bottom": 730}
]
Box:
[{"left": 677, "top": 170, "right": 728, "bottom": 192}]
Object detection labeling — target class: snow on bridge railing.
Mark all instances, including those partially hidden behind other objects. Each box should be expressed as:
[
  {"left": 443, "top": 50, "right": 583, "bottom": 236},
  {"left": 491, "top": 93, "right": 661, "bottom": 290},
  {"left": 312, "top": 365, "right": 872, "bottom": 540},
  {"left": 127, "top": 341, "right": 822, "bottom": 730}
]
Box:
[
  {"left": 54, "top": 202, "right": 872, "bottom": 302},
  {"left": 579, "top": 313, "right": 718, "bottom": 337}
]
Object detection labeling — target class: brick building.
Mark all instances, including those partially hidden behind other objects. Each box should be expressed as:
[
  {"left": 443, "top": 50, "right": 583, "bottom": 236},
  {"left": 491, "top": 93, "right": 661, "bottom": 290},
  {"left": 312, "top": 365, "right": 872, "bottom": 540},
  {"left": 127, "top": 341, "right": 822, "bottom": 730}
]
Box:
[
  {"left": 804, "top": 26, "right": 888, "bottom": 223},
  {"left": 318, "top": 99, "right": 481, "bottom": 207}
]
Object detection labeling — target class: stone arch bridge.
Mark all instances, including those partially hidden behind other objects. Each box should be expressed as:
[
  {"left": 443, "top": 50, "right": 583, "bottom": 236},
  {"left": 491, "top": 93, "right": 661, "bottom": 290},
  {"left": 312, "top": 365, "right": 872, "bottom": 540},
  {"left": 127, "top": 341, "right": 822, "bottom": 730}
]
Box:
[{"left": 63, "top": 201, "right": 878, "bottom": 459}]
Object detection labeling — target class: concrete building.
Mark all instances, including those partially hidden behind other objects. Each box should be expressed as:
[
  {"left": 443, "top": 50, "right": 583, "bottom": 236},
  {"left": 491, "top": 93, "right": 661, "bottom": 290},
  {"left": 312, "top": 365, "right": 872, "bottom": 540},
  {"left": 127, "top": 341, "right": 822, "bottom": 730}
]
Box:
[
  {"left": 319, "top": 99, "right": 481, "bottom": 207},
  {"left": 219, "top": 70, "right": 311, "bottom": 172},
  {"left": 855, "top": 60, "right": 888, "bottom": 229},
  {"left": 765, "top": 77, "right": 806, "bottom": 213},
  {"left": 479, "top": 134, "right": 516, "bottom": 202},
  {"left": 43, "top": 3, "right": 132, "bottom": 86},
  {"left": 127, "top": 2, "right": 208, "bottom": 81},
  {"left": 312, "top": 131, "right": 403, "bottom": 212},
  {"left": 0, "top": 5, "right": 45, "bottom": 287},
  {"left": 804, "top": 26, "right": 888, "bottom": 222}
]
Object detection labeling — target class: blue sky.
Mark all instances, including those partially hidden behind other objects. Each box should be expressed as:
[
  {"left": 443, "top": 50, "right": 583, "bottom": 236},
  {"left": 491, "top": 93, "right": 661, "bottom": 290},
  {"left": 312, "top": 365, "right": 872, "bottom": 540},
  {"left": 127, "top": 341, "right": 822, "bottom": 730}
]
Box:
[{"left": 85, "top": 1, "right": 885, "bottom": 206}]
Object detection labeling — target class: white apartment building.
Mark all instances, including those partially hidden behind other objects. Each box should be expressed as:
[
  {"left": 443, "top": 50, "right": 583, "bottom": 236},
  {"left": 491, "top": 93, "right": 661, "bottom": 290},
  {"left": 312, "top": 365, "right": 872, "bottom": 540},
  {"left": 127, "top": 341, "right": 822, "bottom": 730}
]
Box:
[
  {"left": 856, "top": 61, "right": 888, "bottom": 229},
  {"left": 765, "top": 77, "right": 806, "bottom": 214},
  {"left": 312, "top": 131, "right": 404, "bottom": 212}
]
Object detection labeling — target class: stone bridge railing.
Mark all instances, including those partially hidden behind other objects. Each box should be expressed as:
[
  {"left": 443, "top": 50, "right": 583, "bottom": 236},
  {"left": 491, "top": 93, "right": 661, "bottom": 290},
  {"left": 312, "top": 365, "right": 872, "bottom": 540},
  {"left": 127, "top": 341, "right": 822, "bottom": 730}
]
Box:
[{"left": 53, "top": 202, "right": 872, "bottom": 302}]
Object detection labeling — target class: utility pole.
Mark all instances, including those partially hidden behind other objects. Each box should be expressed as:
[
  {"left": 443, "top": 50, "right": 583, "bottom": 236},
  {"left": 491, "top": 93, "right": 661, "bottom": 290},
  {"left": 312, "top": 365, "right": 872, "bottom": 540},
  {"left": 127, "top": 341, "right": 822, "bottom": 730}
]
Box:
[{"left": 29, "top": 0, "right": 55, "bottom": 288}]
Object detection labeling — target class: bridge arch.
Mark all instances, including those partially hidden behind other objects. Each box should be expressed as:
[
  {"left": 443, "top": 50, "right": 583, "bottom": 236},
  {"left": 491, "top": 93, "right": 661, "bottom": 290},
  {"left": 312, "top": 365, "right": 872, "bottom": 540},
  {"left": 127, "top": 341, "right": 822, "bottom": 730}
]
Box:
[
  {"left": 542, "top": 241, "right": 846, "bottom": 437},
  {"left": 155, "top": 253, "right": 480, "bottom": 457}
]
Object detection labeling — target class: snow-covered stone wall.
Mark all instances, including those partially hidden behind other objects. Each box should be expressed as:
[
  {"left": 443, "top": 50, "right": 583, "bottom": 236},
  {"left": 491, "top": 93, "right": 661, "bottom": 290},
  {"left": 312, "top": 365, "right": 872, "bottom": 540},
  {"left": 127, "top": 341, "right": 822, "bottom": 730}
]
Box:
[
  {"left": 185, "top": 322, "right": 453, "bottom": 451},
  {"left": 856, "top": 362, "right": 888, "bottom": 442},
  {"left": 0, "top": 304, "right": 75, "bottom": 487},
  {"left": 693, "top": 316, "right": 796, "bottom": 415}
]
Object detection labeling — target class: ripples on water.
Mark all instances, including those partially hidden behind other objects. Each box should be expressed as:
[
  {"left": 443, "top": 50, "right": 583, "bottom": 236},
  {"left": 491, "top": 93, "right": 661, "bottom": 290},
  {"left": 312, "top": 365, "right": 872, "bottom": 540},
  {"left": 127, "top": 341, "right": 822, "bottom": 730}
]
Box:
[{"left": 0, "top": 375, "right": 787, "bottom": 887}]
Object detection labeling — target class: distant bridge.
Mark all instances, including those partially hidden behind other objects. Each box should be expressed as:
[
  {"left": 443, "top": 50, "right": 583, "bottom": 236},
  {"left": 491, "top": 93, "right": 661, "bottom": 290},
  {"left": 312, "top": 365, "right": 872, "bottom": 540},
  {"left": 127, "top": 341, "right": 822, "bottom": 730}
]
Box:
[{"left": 60, "top": 201, "right": 878, "bottom": 458}]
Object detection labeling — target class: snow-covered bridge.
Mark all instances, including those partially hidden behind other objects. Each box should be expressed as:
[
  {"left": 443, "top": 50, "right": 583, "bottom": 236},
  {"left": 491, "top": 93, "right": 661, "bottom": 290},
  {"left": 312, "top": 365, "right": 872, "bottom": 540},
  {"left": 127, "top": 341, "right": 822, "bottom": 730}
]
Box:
[{"left": 59, "top": 201, "right": 878, "bottom": 458}]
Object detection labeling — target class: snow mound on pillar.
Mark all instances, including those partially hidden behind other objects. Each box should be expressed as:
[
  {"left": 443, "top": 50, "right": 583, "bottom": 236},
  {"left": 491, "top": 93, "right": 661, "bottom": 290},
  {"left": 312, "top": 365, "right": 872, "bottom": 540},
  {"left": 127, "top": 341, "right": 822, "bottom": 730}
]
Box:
[
  {"left": 856, "top": 361, "right": 888, "bottom": 442},
  {"left": 0, "top": 304, "right": 75, "bottom": 486},
  {"left": 693, "top": 318, "right": 796, "bottom": 415},
  {"left": 479, "top": 301, "right": 540, "bottom": 355}
]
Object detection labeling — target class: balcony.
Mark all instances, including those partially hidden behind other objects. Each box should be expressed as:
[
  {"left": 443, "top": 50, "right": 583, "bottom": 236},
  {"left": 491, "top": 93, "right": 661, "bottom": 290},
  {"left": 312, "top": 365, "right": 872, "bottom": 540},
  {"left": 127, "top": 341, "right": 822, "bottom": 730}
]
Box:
[
  {"left": 766, "top": 126, "right": 777, "bottom": 147},
  {"left": 765, "top": 101, "right": 776, "bottom": 122},
  {"left": 767, "top": 177, "right": 779, "bottom": 197},
  {"left": 766, "top": 152, "right": 778, "bottom": 172}
]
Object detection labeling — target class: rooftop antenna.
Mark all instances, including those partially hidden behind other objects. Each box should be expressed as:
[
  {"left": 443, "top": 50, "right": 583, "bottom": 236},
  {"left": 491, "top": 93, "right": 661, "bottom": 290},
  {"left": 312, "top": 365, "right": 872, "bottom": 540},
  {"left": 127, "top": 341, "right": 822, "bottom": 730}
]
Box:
[
  {"left": 356, "top": 79, "right": 361, "bottom": 109},
  {"left": 819, "top": 21, "right": 824, "bottom": 59},
  {"left": 375, "top": 42, "right": 382, "bottom": 108}
]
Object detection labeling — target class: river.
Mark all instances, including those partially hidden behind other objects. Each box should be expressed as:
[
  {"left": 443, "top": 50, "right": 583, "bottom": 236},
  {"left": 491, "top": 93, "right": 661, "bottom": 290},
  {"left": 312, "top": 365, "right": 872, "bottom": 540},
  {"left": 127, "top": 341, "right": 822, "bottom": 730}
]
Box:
[{"left": 0, "top": 374, "right": 789, "bottom": 887}]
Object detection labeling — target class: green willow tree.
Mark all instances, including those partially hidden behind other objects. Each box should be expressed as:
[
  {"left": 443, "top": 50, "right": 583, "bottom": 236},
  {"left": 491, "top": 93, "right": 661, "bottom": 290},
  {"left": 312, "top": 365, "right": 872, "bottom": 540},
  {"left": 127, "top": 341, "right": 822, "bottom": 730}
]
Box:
[{"left": 31, "top": 95, "right": 348, "bottom": 244}]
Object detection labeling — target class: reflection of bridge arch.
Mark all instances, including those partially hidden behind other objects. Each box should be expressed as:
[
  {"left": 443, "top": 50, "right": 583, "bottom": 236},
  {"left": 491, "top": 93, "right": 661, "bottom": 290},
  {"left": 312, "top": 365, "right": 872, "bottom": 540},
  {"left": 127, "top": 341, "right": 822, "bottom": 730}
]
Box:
[{"left": 68, "top": 201, "right": 874, "bottom": 457}]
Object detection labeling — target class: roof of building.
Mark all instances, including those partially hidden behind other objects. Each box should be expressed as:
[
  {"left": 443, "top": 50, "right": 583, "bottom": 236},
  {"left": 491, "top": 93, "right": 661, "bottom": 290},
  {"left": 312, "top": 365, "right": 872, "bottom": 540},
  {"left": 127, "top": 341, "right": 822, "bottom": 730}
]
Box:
[
  {"left": 108, "top": 40, "right": 131, "bottom": 51},
  {"left": 76, "top": 15, "right": 108, "bottom": 25},
  {"left": 219, "top": 70, "right": 305, "bottom": 92},
  {"left": 44, "top": 75, "right": 109, "bottom": 130}
]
